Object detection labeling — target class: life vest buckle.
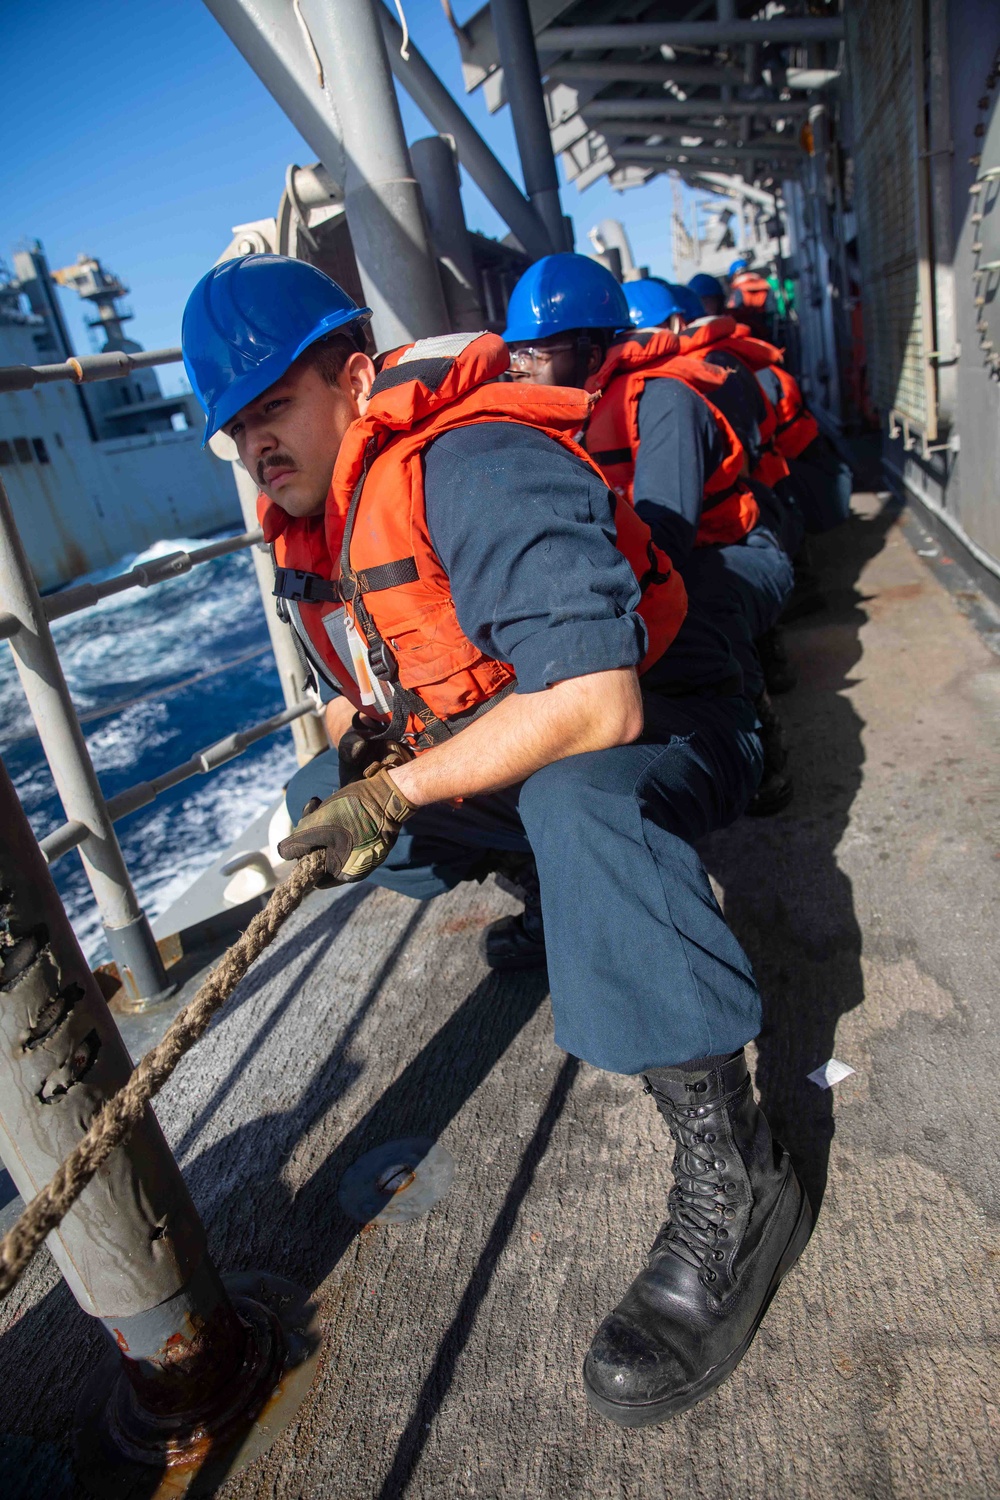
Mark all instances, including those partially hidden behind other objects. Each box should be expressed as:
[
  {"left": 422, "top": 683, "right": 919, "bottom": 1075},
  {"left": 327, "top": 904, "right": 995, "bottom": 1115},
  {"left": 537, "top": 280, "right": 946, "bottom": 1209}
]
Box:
[{"left": 272, "top": 567, "right": 341, "bottom": 606}]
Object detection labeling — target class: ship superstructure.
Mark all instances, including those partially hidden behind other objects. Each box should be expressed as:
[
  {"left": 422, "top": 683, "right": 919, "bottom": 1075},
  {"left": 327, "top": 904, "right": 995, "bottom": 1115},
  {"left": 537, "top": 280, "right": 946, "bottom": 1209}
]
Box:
[{"left": 0, "top": 243, "right": 239, "bottom": 591}]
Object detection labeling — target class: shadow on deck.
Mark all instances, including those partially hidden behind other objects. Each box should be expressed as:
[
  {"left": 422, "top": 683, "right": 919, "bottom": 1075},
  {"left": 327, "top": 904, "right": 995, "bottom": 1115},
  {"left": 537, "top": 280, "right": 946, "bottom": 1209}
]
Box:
[
  {"left": 701, "top": 496, "right": 902, "bottom": 1213},
  {"left": 4, "top": 489, "right": 1000, "bottom": 1499}
]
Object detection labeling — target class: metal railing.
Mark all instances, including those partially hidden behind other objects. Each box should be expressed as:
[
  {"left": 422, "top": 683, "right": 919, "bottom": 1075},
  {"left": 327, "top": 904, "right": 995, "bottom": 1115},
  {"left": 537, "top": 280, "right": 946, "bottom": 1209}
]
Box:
[
  {"left": 0, "top": 347, "right": 327, "bottom": 1005},
  {"left": 0, "top": 344, "right": 183, "bottom": 394},
  {"left": 40, "top": 700, "right": 313, "bottom": 865}
]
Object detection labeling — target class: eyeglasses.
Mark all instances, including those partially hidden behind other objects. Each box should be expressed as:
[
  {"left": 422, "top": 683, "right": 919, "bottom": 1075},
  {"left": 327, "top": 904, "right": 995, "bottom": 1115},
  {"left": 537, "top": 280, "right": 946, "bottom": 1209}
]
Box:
[{"left": 507, "top": 343, "right": 576, "bottom": 371}]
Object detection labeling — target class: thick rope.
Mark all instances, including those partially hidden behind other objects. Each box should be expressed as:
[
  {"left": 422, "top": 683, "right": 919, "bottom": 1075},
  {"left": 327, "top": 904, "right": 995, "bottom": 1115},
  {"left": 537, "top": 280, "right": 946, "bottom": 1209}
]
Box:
[{"left": 0, "top": 850, "right": 324, "bottom": 1300}]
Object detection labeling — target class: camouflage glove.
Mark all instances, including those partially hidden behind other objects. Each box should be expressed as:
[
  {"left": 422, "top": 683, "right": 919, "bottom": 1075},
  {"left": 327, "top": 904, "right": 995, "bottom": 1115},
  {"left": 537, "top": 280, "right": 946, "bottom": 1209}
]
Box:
[
  {"left": 338, "top": 713, "right": 409, "bottom": 786},
  {"left": 278, "top": 754, "right": 416, "bottom": 884}
]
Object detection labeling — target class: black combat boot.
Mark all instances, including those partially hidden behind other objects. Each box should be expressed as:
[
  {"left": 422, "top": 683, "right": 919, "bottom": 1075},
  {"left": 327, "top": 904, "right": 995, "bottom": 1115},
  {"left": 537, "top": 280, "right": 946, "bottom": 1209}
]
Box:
[
  {"left": 756, "top": 626, "right": 797, "bottom": 695},
  {"left": 745, "top": 688, "right": 793, "bottom": 816},
  {"left": 584, "top": 1051, "right": 812, "bottom": 1426},
  {"left": 782, "top": 540, "right": 826, "bottom": 621},
  {"left": 482, "top": 859, "right": 546, "bottom": 971}
]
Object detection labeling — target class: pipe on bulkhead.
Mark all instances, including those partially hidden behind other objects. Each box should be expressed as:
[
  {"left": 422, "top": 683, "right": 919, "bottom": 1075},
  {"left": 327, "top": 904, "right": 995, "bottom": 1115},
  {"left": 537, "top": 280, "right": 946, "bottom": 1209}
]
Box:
[{"left": 410, "top": 135, "right": 486, "bottom": 328}]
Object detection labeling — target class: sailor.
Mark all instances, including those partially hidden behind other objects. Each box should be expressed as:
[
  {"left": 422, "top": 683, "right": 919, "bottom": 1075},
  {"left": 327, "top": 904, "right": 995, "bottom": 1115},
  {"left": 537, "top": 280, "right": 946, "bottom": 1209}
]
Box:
[
  {"left": 673, "top": 305, "right": 808, "bottom": 686},
  {"left": 182, "top": 253, "right": 812, "bottom": 1429},
  {"left": 755, "top": 361, "right": 854, "bottom": 538},
  {"left": 626, "top": 278, "right": 703, "bottom": 335},
  {"left": 507, "top": 254, "right": 794, "bottom": 811},
  {"left": 688, "top": 272, "right": 727, "bottom": 318},
  {"left": 682, "top": 306, "right": 852, "bottom": 601},
  {"left": 726, "top": 257, "right": 777, "bottom": 341}
]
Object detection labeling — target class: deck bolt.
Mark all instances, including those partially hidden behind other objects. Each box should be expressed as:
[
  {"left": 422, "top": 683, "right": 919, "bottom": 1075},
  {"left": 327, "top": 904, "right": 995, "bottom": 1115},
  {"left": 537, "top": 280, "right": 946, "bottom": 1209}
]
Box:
[{"left": 376, "top": 1163, "right": 417, "bottom": 1195}]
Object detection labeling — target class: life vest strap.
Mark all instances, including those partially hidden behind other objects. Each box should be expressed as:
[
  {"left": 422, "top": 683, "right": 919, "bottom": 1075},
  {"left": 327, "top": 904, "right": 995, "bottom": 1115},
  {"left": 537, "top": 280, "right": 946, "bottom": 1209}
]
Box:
[
  {"left": 774, "top": 404, "right": 806, "bottom": 436},
  {"left": 275, "top": 556, "right": 420, "bottom": 608},
  {"left": 588, "top": 446, "right": 632, "bottom": 467},
  {"left": 703, "top": 477, "right": 744, "bottom": 511}
]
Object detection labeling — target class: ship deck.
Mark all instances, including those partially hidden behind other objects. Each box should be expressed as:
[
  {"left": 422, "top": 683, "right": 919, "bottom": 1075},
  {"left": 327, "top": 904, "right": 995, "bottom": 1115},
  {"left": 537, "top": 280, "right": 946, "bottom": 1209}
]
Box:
[{"left": 3, "top": 484, "right": 1000, "bottom": 1499}]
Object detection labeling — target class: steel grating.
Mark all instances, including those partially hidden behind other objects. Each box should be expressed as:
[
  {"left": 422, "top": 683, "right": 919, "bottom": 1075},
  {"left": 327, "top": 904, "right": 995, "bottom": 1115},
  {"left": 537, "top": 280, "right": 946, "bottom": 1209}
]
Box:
[{"left": 847, "top": 0, "right": 929, "bottom": 430}]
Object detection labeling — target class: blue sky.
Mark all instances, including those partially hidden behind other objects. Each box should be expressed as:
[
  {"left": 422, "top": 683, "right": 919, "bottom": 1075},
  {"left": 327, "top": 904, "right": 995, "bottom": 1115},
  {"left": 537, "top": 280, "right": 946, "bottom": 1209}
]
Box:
[{"left": 2, "top": 0, "right": 683, "bottom": 395}]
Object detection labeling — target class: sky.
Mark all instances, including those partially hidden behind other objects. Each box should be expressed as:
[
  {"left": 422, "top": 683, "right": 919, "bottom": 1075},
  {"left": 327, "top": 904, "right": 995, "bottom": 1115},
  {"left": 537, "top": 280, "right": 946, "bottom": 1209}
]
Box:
[{"left": 2, "top": 0, "right": 685, "bottom": 396}]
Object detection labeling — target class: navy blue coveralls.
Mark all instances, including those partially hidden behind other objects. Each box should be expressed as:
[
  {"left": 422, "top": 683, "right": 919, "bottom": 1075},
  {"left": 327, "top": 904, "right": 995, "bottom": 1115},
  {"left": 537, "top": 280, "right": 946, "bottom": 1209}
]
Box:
[
  {"left": 285, "top": 423, "right": 764, "bottom": 1076},
  {"left": 631, "top": 378, "right": 795, "bottom": 698}
]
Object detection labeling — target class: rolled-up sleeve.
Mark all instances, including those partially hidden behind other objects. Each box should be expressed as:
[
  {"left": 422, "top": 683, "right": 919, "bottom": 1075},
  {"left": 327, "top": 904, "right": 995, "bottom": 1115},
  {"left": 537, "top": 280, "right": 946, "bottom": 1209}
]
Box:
[{"left": 423, "top": 422, "right": 646, "bottom": 693}]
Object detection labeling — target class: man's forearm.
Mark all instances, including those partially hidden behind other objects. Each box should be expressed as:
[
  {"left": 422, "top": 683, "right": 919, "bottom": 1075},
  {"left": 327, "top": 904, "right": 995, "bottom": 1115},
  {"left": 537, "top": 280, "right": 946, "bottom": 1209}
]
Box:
[{"left": 387, "top": 667, "right": 643, "bottom": 809}]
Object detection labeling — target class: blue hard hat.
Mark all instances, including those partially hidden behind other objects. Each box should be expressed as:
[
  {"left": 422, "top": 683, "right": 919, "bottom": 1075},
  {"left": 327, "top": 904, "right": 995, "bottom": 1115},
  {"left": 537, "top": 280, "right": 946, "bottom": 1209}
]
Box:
[
  {"left": 688, "top": 272, "right": 725, "bottom": 301},
  {"left": 626, "top": 278, "right": 688, "bottom": 328},
  {"left": 728, "top": 258, "right": 750, "bottom": 277},
  {"left": 182, "top": 254, "right": 372, "bottom": 444},
  {"left": 503, "top": 253, "right": 630, "bottom": 342},
  {"left": 667, "top": 282, "right": 705, "bottom": 323}
]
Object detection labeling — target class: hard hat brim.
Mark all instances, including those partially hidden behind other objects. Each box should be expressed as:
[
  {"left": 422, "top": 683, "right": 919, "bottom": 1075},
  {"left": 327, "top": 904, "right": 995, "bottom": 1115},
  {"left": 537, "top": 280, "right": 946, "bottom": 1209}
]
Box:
[{"left": 199, "top": 305, "right": 372, "bottom": 447}]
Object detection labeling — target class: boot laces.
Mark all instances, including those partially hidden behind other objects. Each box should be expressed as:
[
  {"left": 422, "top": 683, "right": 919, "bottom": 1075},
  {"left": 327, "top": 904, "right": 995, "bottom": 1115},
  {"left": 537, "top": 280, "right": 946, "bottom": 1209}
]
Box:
[{"left": 653, "top": 1096, "right": 731, "bottom": 1273}]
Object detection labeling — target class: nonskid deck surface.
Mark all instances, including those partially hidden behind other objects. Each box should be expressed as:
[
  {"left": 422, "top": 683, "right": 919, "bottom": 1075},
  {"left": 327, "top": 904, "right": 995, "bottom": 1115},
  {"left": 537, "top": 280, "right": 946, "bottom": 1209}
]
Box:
[{"left": 2, "top": 492, "right": 999, "bottom": 1499}]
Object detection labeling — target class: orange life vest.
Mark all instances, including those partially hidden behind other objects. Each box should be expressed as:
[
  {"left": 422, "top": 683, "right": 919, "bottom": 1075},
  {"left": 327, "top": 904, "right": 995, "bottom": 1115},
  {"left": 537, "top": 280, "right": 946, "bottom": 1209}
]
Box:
[
  {"left": 323, "top": 331, "right": 688, "bottom": 748},
  {"left": 582, "top": 327, "right": 759, "bottom": 548},
  {"left": 769, "top": 365, "right": 820, "bottom": 460},
  {"left": 679, "top": 317, "right": 790, "bottom": 490},
  {"left": 727, "top": 272, "right": 772, "bottom": 313}
]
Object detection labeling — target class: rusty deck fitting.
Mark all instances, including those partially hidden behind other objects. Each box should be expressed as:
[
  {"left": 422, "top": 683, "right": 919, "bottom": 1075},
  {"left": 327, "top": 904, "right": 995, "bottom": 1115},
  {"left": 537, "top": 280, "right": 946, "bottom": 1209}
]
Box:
[
  {"left": 338, "top": 1137, "right": 455, "bottom": 1225},
  {"left": 74, "top": 1273, "right": 321, "bottom": 1498}
]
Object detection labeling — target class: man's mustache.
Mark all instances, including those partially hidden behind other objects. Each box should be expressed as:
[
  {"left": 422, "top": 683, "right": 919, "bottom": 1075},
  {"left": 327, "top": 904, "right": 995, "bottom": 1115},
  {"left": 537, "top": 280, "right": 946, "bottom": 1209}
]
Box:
[{"left": 258, "top": 453, "right": 298, "bottom": 487}]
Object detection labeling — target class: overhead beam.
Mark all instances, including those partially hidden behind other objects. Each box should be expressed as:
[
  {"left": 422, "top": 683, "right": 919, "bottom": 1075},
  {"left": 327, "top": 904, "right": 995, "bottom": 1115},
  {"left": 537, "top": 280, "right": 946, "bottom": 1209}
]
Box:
[
  {"left": 583, "top": 97, "right": 810, "bottom": 120},
  {"left": 537, "top": 18, "right": 846, "bottom": 49},
  {"left": 593, "top": 123, "right": 801, "bottom": 150},
  {"left": 545, "top": 60, "right": 746, "bottom": 87},
  {"left": 613, "top": 141, "right": 802, "bottom": 164},
  {"left": 694, "top": 171, "right": 778, "bottom": 206}
]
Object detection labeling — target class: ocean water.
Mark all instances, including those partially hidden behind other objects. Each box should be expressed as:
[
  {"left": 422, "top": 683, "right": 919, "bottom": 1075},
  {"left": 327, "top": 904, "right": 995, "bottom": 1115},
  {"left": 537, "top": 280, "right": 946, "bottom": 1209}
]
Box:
[{"left": 0, "top": 531, "right": 300, "bottom": 964}]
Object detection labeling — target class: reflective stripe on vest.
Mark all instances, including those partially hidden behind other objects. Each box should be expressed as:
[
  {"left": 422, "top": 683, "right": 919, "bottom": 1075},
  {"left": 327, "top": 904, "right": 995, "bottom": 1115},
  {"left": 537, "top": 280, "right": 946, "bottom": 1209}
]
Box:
[
  {"left": 328, "top": 332, "right": 688, "bottom": 748},
  {"left": 584, "top": 328, "right": 759, "bottom": 548}
]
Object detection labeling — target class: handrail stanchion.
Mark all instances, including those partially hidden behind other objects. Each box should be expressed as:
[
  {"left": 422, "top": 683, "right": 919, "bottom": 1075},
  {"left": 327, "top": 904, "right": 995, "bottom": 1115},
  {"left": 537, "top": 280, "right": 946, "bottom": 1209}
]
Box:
[
  {"left": 0, "top": 754, "right": 320, "bottom": 1488},
  {"left": 0, "top": 476, "right": 171, "bottom": 1006}
]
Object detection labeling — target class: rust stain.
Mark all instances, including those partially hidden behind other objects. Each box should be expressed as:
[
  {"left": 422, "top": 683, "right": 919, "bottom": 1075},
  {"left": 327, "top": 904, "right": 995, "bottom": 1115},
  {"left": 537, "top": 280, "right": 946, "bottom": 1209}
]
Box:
[
  {"left": 439, "top": 912, "right": 492, "bottom": 935},
  {"left": 113, "top": 1328, "right": 129, "bottom": 1354},
  {"left": 147, "top": 1342, "right": 299, "bottom": 1496}
]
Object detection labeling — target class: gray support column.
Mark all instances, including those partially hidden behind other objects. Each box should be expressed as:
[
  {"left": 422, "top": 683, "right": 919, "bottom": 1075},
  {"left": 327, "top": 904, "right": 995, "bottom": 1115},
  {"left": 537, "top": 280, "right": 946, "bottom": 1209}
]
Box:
[
  {"left": 410, "top": 135, "right": 485, "bottom": 329},
  {"left": 0, "top": 757, "right": 318, "bottom": 1481},
  {"left": 490, "top": 0, "right": 566, "bottom": 254},
  {"left": 377, "top": 4, "right": 552, "bottom": 262},
  {"left": 203, "top": 0, "right": 447, "bottom": 348},
  {"left": 0, "top": 478, "right": 170, "bottom": 1006},
  {"left": 0, "top": 756, "right": 207, "bottom": 1323},
  {"left": 231, "top": 464, "right": 329, "bottom": 766},
  {"left": 295, "top": 0, "right": 448, "bottom": 347}
]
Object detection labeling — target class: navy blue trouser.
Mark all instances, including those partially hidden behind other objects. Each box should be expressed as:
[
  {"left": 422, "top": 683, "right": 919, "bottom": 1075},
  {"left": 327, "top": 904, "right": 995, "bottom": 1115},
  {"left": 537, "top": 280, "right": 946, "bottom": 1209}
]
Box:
[
  {"left": 285, "top": 691, "right": 764, "bottom": 1076},
  {"left": 788, "top": 438, "right": 853, "bottom": 534},
  {"left": 681, "top": 523, "right": 795, "bottom": 698}
]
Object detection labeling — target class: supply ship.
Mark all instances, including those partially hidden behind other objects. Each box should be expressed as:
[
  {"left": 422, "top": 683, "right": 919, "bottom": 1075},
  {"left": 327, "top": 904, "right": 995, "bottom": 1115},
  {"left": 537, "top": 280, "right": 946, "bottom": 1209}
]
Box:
[
  {"left": 0, "top": 244, "right": 239, "bottom": 592},
  {"left": 1, "top": 3, "right": 998, "bottom": 1497}
]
